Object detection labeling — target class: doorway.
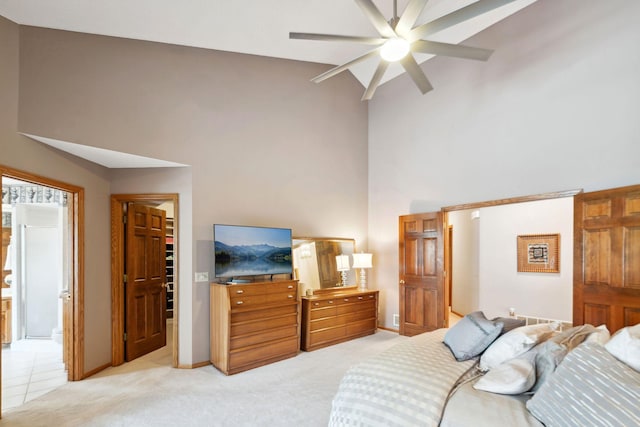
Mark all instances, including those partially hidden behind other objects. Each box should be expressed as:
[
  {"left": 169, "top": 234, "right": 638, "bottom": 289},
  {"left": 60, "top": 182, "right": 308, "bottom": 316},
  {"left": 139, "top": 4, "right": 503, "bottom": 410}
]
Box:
[
  {"left": 1, "top": 166, "right": 84, "bottom": 415},
  {"left": 110, "top": 194, "right": 178, "bottom": 367},
  {"left": 441, "top": 189, "right": 580, "bottom": 323}
]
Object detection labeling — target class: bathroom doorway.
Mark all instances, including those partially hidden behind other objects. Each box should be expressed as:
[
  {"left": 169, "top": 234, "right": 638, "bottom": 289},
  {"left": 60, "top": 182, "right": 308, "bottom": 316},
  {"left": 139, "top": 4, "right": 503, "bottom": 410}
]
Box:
[{"left": 1, "top": 166, "right": 83, "bottom": 415}]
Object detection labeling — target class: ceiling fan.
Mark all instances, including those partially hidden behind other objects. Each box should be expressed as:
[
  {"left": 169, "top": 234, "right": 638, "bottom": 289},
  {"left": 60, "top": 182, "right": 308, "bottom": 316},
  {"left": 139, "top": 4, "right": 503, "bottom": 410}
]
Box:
[{"left": 290, "top": 0, "right": 519, "bottom": 100}]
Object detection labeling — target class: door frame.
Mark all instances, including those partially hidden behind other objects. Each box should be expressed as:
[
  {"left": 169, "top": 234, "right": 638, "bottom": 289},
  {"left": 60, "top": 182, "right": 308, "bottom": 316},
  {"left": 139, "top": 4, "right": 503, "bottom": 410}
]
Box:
[
  {"left": 110, "top": 193, "right": 178, "bottom": 367},
  {"left": 0, "top": 165, "right": 84, "bottom": 382}
]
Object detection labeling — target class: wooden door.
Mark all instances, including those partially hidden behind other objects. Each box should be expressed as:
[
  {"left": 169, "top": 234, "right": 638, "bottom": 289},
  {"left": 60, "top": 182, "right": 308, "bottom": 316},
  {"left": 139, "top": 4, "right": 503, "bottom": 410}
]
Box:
[
  {"left": 399, "top": 212, "right": 444, "bottom": 336},
  {"left": 125, "top": 203, "right": 167, "bottom": 361},
  {"left": 574, "top": 184, "right": 640, "bottom": 333}
]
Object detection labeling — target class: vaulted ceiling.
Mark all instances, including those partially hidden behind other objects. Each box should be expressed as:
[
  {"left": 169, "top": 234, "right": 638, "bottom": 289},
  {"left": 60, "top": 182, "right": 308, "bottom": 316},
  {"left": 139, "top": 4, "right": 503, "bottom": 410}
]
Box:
[
  {"left": 0, "top": 0, "right": 537, "bottom": 88},
  {"left": 0, "top": 0, "right": 538, "bottom": 167}
]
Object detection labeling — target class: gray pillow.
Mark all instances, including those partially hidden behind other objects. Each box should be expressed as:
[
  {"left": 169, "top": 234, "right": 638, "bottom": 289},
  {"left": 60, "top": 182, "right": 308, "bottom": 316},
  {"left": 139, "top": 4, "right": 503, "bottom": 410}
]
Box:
[
  {"left": 530, "top": 340, "right": 568, "bottom": 393},
  {"left": 527, "top": 342, "right": 640, "bottom": 426},
  {"left": 444, "top": 311, "right": 503, "bottom": 361},
  {"left": 492, "top": 317, "right": 526, "bottom": 336}
]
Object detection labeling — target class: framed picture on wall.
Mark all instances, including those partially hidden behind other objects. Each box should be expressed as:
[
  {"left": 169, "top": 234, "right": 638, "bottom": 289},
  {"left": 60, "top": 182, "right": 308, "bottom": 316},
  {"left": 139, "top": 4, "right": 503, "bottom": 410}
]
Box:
[{"left": 517, "top": 233, "right": 560, "bottom": 273}]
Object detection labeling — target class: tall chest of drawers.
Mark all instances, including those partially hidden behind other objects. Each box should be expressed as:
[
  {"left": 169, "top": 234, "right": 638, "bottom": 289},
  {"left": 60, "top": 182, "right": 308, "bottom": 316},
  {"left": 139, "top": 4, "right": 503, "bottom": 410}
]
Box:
[
  {"left": 301, "top": 288, "right": 378, "bottom": 351},
  {"left": 210, "top": 280, "right": 300, "bottom": 375}
]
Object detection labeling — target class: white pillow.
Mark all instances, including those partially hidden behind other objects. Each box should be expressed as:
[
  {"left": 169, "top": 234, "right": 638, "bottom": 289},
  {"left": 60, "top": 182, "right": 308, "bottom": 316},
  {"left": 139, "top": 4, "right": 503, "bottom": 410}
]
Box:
[
  {"left": 584, "top": 324, "right": 611, "bottom": 346},
  {"left": 479, "top": 322, "right": 558, "bottom": 372},
  {"left": 474, "top": 353, "right": 536, "bottom": 395},
  {"left": 605, "top": 324, "right": 640, "bottom": 371}
]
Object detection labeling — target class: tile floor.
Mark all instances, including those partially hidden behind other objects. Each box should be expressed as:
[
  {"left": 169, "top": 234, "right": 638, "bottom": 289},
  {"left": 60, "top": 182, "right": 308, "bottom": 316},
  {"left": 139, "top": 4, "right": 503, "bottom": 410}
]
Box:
[{"left": 1, "top": 338, "right": 67, "bottom": 412}]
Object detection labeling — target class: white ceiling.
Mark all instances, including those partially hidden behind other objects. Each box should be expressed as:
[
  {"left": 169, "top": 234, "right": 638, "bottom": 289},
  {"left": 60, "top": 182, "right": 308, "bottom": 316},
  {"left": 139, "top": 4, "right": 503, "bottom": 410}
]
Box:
[{"left": 1, "top": 0, "right": 537, "bottom": 167}]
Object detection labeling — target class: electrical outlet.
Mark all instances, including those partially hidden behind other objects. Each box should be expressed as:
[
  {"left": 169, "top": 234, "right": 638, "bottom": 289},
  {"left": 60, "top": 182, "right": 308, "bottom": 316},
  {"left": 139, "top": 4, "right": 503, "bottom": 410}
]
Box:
[
  {"left": 194, "top": 272, "right": 209, "bottom": 282},
  {"left": 393, "top": 314, "right": 400, "bottom": 327}
]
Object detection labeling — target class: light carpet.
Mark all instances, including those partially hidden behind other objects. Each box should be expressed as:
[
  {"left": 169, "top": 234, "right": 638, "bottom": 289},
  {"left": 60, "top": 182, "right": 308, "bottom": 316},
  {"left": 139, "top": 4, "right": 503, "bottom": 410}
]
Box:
[{"left": 1, "top": 330, "right": 407, "bottom": 427}]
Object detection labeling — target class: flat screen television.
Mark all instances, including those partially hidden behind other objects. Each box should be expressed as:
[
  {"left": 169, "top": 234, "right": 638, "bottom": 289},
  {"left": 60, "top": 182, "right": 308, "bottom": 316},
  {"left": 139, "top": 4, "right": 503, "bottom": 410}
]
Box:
[{"left": 213, "top": 224, "right": 293, "bottom": 279}]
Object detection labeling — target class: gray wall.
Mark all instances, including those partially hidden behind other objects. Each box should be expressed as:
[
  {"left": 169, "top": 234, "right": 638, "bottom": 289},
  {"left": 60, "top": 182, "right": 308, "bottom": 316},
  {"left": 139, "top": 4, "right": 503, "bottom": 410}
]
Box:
[
  {"left": 368, "top": 0, "right": 640, "bottom": 327},
  {"left": 1, "top": 16, "right": 114, "bottom": 373},
  {"left": 13, "top": 25, "right": 369, "bottom": 367},
  {"left": 0, "top": 16, "right": 18, "bottom": 141}
]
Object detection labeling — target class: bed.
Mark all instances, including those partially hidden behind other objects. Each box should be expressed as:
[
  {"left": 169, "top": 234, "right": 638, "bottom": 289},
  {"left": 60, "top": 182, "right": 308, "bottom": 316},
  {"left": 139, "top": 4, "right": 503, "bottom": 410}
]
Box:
[{"left": 328, "top": 312, "right": 640, "bottom": 427}]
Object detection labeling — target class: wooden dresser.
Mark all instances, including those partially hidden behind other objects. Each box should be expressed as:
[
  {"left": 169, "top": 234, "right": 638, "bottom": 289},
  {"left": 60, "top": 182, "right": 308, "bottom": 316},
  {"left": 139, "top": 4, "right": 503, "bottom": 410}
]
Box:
[
  {"left": 301, "top": 288, "right": 378, "bottom": 351},
  {"left": 210, "top": 280, "right": 300, "bottom": 375}
]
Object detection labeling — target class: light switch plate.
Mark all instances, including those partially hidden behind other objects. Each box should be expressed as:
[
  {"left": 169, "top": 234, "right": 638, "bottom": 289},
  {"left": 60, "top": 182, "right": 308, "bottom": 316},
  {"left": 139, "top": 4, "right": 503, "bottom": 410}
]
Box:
[{"left": 194, "top": 272, "right": 209, "bottom": 282}]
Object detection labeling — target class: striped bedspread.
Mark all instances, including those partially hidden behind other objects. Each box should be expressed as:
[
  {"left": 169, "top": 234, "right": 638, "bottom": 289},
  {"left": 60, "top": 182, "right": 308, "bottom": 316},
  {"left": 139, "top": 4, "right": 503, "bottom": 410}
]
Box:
[{"left": 328, "top": 328, "right": 476, "bottom": 427}]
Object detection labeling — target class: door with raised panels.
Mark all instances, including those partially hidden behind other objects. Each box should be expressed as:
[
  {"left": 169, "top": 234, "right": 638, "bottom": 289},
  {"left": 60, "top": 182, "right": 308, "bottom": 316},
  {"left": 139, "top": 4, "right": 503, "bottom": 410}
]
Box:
[
  {"left": 399, "top": 211, "right": 444, "bottom": 336},
  {"left": 574, "top": 185, "right": 640, "bottom": 332},
  {"left": 125, "top": 203, "right": 167, "bottom": 361}
]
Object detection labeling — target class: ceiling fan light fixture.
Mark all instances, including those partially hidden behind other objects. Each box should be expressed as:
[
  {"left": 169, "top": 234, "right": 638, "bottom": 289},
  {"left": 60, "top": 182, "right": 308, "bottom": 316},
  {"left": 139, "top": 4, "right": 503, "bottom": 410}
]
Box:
[{"left": 380, "top": 38, "right": 410, "bottom": 62}]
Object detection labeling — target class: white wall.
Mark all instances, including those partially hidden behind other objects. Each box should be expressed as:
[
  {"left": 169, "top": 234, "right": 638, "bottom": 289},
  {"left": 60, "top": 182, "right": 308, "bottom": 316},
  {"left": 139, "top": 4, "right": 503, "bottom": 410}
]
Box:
[
  {"left": 478, "top": 198, "right": 573, "bottom": 321},
  {"left": 369, "top": 0, "right": 640, "bottom": 328}
]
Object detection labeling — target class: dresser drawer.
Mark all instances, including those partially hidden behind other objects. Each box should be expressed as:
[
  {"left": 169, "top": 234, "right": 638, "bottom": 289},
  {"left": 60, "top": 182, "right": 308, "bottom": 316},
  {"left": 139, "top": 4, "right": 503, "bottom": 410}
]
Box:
[
  {"left": 337, "top": 299, "right": 376, "bottom": 315},
  {"left": 232, "top": 304, "right": 297, "bottom": 324},
  {"left": 309, "top": 305, "right": 337, "bottom": 320},
  {"left": 230, "top": 325, "right": 298, "bottom": 350},
  {"left": 309, "top": 316, "right": 341, "bottom": 332},
  {"left": 335, "top": 295, "right": 367, "bottom": 304},
  {"left": 269, "top": 281, "right": 297, "bottom": 293},
  {"left": 346, "top": 318, "right": 377, "bottom": 335},
  {"left": 309, "top": 299, "right": 338, "bottom": 309},
  {"left": 231, "top": 313, "right": 298, "bottom": 336},
  {"left": 229, "top": 336, "right": 299, "bottom": 370},
  {"left": 227, "top": 285, "right": 266, "bottom": 297},
  {"left": 342, "top": 308, "right": 376, "bottom": 323},
  {"left": 230, "top": 294, "right": 268, "bottom": 309},
  {"left": 308, "top": 325, "right": 346, "bottom": 346},
  {"left": 266, "top": 292, "right": 297, "bottom": 304}
]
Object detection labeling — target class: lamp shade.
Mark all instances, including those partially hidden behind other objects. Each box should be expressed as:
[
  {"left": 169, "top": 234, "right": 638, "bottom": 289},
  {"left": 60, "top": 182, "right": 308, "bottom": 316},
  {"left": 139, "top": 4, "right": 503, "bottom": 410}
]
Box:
[
  {"left": 336, "top": 255, "right": 350, "bottom": 272},
  {"left": 352, "top": 253, "right": 372, "bottom": 269}
]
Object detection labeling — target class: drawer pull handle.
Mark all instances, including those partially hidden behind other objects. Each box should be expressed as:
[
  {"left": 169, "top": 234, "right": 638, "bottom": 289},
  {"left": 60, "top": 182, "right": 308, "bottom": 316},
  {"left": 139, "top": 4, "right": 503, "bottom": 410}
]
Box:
[
  {"left": 236, "top": 290, "right": 244, "bottom": 294},
  {"left": 287, "top": 295, "right": 294, "bottom": 299},
  {"left": 344, "top": 298, "right": 349, "bottom": 302},
  {"left": 358, "top": 296, "right": 364, "bottom": 300},
  {"left": 288, "top": 285, "right": 293, "bottom": 289},
  {"left": 328, "top": 300, "right": 334, "bottom": 304},
  {"left": 369, "top": 295, "right": 374, "bottom": 298},
  {"left": 236, "top": 301, "right": 244, "bottom": 305},
  {"left": 314, "top": 302, "right": 320, "bottom": 306}
]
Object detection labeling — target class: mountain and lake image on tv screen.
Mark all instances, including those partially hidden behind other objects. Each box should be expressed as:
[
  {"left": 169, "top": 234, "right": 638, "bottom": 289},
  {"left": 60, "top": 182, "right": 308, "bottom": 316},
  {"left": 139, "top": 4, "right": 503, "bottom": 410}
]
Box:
[{"left": 214, "top": 224, "right": 293, "bottom": 278}]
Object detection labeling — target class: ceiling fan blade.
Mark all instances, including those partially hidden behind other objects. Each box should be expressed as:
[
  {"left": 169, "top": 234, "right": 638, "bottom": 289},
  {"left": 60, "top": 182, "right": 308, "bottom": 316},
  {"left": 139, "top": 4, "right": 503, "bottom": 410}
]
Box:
[
  {"left": 362, "top": 60, "right": 390, "bottom": 101},
  {"left": 311, "top": 49, "right": 381, "bottom": 83},
  {"left": 354, "top": 0, "right": 396, "bottom": 38},
  {"left": 409, "top": 0, "right": 519, "bottom": 41},
  {"left": 412, "top": 40, "right": 493, "bottom": 61},
  {"left": 395, "top": 0, "right": 429, "bottom": 37},
  {"left": 289, "top": 32, "right": 386, "bottom": 45},
  {"left": 400, "top": 55, "right": 433, "bottom": 94}
]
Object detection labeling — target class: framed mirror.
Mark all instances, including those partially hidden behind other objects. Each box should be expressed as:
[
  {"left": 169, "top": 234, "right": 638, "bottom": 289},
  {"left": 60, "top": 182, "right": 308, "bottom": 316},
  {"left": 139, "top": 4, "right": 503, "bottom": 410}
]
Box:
[{"left": 292, "top": 237, "right": 356, "bottom": 295}]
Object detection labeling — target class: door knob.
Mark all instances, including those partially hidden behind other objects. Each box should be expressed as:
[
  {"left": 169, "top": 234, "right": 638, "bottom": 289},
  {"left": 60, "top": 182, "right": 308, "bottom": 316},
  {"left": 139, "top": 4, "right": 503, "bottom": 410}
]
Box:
[
  {"left": 59, "top": 291, "right": 71, "bottom": 301},
  {"left": 399, "top": 279, "right": 405, "bottom": 284}
]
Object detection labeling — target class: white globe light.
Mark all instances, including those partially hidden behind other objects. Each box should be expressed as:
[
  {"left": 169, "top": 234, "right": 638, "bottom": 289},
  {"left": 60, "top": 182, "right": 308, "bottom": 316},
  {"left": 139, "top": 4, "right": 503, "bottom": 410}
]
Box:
[{"left": 380, "top": 38, "right": 410, "bottom": 62}]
